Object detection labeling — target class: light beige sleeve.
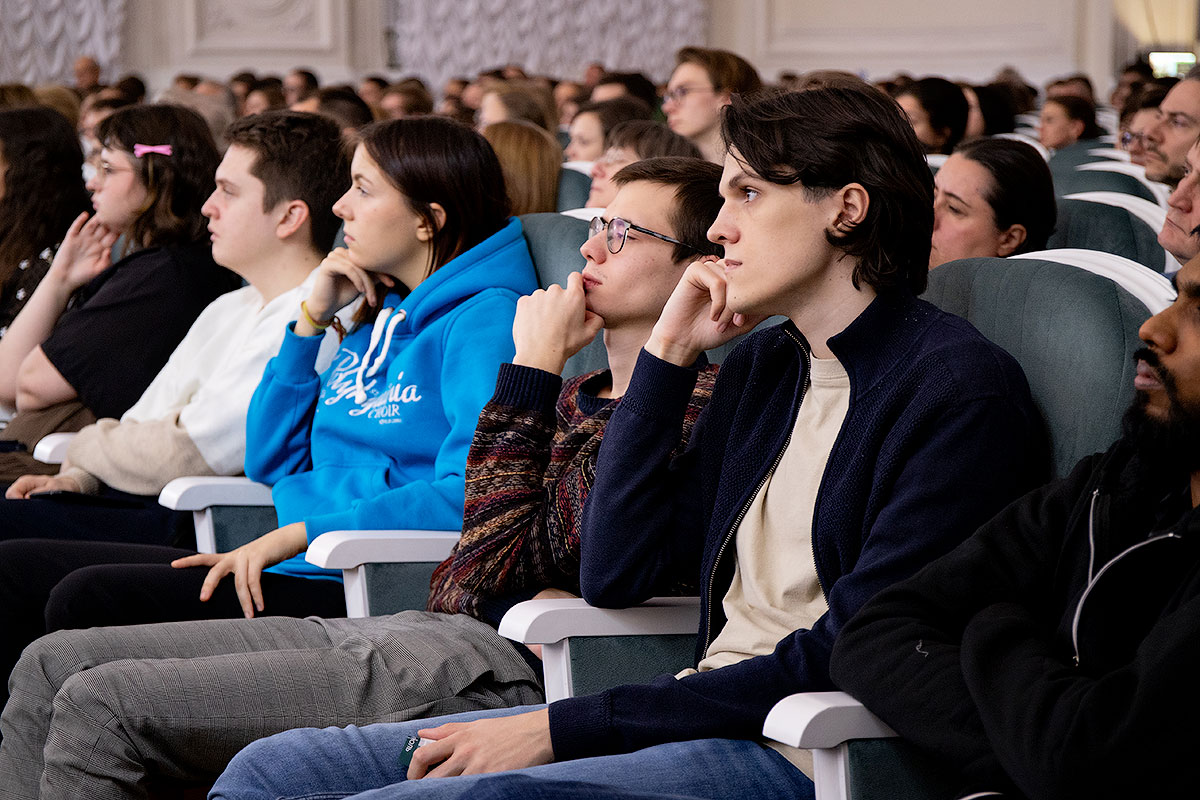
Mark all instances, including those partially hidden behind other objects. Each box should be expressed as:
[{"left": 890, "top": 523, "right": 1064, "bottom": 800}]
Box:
[{"left": 64, "top": 413, "right": 218, "bottom": 497}]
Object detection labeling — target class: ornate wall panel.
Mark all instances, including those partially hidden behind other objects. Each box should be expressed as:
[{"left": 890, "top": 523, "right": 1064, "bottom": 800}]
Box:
[
  {"left": 183, "top": 0, "right": 337, "bottom": 56},
  {"left": 0, "top": 0, "right": 126, "bottom": 85},
  {"left": 387, "top": 0, "right": 707, "bottom": 90}
]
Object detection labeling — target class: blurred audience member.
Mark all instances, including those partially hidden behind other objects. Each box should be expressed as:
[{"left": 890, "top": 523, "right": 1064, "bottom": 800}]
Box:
[
  {"left": 591, "top": 71, "right": 659, "bottom": 111},
  {"left": 73, "top": 56, "right": 102, "bottom": 97},
  {"left": 566, "top": 96, "right": 653, "bottom": 162},
  {"left": 380, "top": 81, "right": 434, "bottom": 120},
  {"left": 358, "top": 75, "right": 389, "bottom": 108},
  {"left": 897, "top": 76, "right": 969, "bottom": 155},
  {"left": 0, "top": 108, "right": 91, "bottom": 337},
  {"left": 662, "top": 46, "right": 763, "bottom": 162},
  {"left": 1039, "top": 95, "right": 1102, "bottom": 151},
  {"left": 0, "top": 85, "right": 36, "bottom": 109},
  {"left": 478, "top": 83, "right": 557, "bottom": 132},
  {"left": 244, "top": 80, "right": 287, "bottom": 116},
  {"left": 229, "top": 71, "right": 256, "bottom": 115},
  {"left": 483, "top": 120, "right": 562, "bottom": 214},
  {"left": 284, "top": 68, "right": 319, "bottom": 105},
  {"left": 587, "top": 119, "right": 700, "bottom": 207},
  {"left": 32, "top": 85, "right": 81, "bottom": 130}
]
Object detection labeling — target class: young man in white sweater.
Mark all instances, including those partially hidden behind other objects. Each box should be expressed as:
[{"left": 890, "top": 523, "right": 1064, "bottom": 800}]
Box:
[{"left": 0, "top": 110, "right": 350, "bottom": 702}]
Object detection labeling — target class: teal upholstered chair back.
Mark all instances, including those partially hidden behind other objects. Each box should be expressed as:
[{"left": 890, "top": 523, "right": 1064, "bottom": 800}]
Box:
[
  {"left": 1047, "top": 140, "right": 1109, "bottom": 175},
  {"left": 925, "top": 257, "right": 1151, "bottom": 478},
  {"left": 1052, "top": 167, "right": 1157, "bottom": 204},
  {"left": 557, "top": 169, "right": 593, "bottom": 212},
  {"left": 1048, "top": 198, "right": 1167, "bottom": 272}
]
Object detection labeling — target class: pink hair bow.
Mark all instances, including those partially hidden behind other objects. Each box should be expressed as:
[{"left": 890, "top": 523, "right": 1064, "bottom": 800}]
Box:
[{"left": 133, "top": 143, "right": 173, "bottom": 158}]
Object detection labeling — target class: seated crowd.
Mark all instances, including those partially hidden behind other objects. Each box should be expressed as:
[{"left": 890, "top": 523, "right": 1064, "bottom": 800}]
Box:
[{"left": 0, "top": 43, "right": 1194, "bottom": 800}]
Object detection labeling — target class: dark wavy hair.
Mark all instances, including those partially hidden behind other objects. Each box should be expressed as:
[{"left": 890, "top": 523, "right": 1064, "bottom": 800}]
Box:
[
  {"left": 358, "top": 115, "right": 510, "bottom": 279},
  {"left": 721, "top": 87, "right": 933, "bottom": 294},
  {"left": 224, "top": 110, "right": 350, "bottom": 252},
  {"left": 0, "top": 107, "right": 90, "bottom": 285},
  {"left": 954, "top": 138, "right": 1056, "bottom": 254},
  {"left": 98, "top": 104, "right": 220, "bottom": 253},
  {"left": 898, "top": 77, "right": 969, "bottom": 154},
  {"left": 613, "top": 156, "right": 724, "bottom": 262}
]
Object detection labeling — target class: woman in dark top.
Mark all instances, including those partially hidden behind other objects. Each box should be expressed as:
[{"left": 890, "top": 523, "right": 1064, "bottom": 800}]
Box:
[
  {"left": 0, "top": 108, "right": 90, "bottom": 340},
  {"left": 0, "top": 103, "right": 239, "bottom": 479}
]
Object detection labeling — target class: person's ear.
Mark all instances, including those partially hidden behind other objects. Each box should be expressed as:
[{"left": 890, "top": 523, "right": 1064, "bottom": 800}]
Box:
[
  {"left": 1070, "top": 119, "right": 1086, "bottom": 140},
  {"left": 416, "top": 202, "right": 447, "bottom": 243},
  {"left": 275, "top": 200, "right": 310, "bottom": 240},
  {"left": 830, "top": 183, "right": 870, "bottom": 236},
  {"left": 996, "top": 223, "right": 1027, "bottom": 257}
]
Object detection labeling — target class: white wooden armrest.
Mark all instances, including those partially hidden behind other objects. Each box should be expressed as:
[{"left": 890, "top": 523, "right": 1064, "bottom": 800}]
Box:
[
  {"left": 498, "top": 597, "right": 700, "bottom": 644},
  {"left": 763, "top": 692, "right": 897, "bottom": 800},
  {"left": 33, "top": 432, "right": 76, "bottom": 464},
  {"left": 306, "top": 529, "right": 460, "bottom": 618},
  {"left": 499, "top": 597, "right": 700, "bottom": 703},
  {"left": 306, "top": 529, "right": 460, "bottom": 569},
  {"left": 763, "top": 691, "right": 896, "bottom": 749},
  {"left": 159, "top": 476, "right": 274, "bottom": 555},
  {"left": 158, "top": 476, "right": 273, "bottom": 510}
]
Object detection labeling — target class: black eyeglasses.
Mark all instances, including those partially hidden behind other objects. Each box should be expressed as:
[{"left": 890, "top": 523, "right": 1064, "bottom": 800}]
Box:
[{"left": 589, "top": 216, "right": 696, "bottom": 255}]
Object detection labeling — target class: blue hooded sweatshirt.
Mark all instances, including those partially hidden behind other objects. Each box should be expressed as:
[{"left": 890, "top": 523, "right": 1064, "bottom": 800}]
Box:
[{"left": 246, "top": 217, "right": 538, "bottom": 581}]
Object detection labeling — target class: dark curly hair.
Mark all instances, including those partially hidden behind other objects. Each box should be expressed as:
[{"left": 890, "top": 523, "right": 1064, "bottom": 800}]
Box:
[
  {"left": 0, "top": 107, "right": 90, "bottom": 286},
  {"left": 97, "top": 104, "right": 220, "bottom": 253},
  {"left": 721, "top": 87, "right": 933, "bottom": 294}
]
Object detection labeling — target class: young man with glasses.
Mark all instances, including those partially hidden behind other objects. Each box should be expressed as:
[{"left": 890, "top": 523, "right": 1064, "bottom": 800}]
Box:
[
  {"left": 0, "top": 158, "right": 724, "bottom": 800},
  {"left": 661, "top": 46, "right": 762, "bottom": 164},
  {"left": 212, "top": 86, "right": 1047, "bottom": 800}
]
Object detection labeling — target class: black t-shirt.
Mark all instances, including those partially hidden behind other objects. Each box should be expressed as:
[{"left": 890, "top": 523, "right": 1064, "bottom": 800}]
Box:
[{"left": 40, "top": 240, "right": 240, "bottom": 421}]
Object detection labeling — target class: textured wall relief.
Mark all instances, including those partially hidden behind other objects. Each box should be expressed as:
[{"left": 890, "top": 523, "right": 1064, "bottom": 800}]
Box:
[
  {"left": 187, "top": 0, "right": 332, "bottom": 54},
  {"left": 387, "top": 0, "right": 707, "bottom": 90},
  {"left": 0, "top": 0, "right": 126, "bottom": 85}
]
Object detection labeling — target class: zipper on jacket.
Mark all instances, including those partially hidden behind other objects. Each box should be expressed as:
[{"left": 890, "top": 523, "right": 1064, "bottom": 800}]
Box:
[
  {"left": 1086, "top": 488, "right": 1099, "bottom": 581},
  {"left": 1070, "top": 528, "right": 1182, "bottom": 666},
  {"left": 702, "top": 328, "right": 811, "bottom": 652}
]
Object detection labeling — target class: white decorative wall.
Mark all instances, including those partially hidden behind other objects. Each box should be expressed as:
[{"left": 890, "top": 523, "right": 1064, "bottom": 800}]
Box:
[
  {"left": 0, "top": 0, "right": 126, "bottom": 85},
  {"left": 709, "top": 0, "right": 1116, "bottom": 92},
  {"left": 386, "top": 0, "right": 707, "bottom": 90}
]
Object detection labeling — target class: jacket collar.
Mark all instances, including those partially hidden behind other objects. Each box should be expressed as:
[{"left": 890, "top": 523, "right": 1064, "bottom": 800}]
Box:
[{"left": 783, "top": 290, "right": 928, "bottom": 400}]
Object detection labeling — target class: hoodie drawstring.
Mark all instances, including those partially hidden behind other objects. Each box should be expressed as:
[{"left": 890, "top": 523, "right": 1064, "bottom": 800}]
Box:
[{"left": 354, "top": 308, "right": 406, "bottom": 403}]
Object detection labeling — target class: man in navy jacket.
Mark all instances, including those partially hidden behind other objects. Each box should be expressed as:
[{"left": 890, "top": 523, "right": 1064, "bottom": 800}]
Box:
[{"left": 212, "top": 84, "right": 1047, "bottom": 800}]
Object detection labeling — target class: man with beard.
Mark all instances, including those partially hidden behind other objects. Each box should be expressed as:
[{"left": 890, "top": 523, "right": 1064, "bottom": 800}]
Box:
[
  {"left": 1158, "top": 136, "right": 1200, "bottom": 264},
  {"left": 830, "top": 254, "right": 1200, "bottom": 799},
  {"left": 1142, "top": 70, "right": 1200, "bottom": 188}
]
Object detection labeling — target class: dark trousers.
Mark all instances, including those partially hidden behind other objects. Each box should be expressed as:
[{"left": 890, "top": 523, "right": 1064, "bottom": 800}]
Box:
[
  {"left": 0, "top": 487, "right": 193, "bottom": 547},
  {"left": 0, "top": 538, "right": 347, "bottom": 707}
]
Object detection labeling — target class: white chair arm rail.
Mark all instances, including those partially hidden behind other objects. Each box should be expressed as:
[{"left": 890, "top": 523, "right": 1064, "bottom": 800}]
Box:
[
  {"left": 498, "top": 596, "right": 700, "bottom": 645},
  {"left": 763, "top": 691, "right": 896, "bottom": 750},
  {"left": 306, "top": 529, "right": 460, "bottom": 569},
  {"left": 158, "top": 476, "right": 274, "bottom": 511},
  {"left": 33, "top": 432, "right": 77, "bottom": 464}
]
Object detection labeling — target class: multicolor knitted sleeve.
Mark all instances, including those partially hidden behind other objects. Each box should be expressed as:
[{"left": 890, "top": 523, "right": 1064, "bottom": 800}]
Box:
[{"left": 428, "top": 363, "right": 718, "bottom": 619}]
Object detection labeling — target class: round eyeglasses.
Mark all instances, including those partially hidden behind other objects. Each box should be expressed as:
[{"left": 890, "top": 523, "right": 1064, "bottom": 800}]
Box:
[{"left": 589, "top": 216, "right": 696, "bottom": 255}]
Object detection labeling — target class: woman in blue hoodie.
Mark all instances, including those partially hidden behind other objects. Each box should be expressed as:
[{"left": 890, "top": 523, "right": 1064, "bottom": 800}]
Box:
[
  {"left": 175, "top": 115, "right": 540, "bottom": 616},
  {"left": 2, "top": 117, "right": 538, "bottom": 630}
]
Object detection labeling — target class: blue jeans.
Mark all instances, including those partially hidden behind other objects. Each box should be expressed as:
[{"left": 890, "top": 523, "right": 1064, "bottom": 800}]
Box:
[{"left": 210, "top": 705, "right": 815, "bottom": 800}]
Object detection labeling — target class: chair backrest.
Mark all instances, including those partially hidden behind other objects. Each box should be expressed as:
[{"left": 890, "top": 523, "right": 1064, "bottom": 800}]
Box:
[
  {"left": 1088, "top": 147, "right": 1131, "bottom": 162},
  {"left": 992, "top": 131, "right": 1049, "bottom": 161},
  {"left": 1076, "top": 161, "right": 1170, "bottom": 206},
  {"left": 1048, "top": 198, "right": 1170, "bottom": 272},
  {"left": 1012, "top": 248, "right": 1176, "bottom": 312},
  {"left": 924, "top": 257, "right": 1152, "bottom": 478},
  {"left": 1048, "top": 139, "right": 1110, "bottom": 174},
  {"left": 557, "top": 169, "right": 593, "bottom": 212},
  {"left": 1053, "top": 166, "right": 1159, "bottom": 204}
]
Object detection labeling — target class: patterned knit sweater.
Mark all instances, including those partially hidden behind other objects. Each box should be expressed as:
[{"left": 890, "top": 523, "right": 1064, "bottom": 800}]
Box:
[{"left": 427, "top": 360, "right": 718, "bottom": 621}]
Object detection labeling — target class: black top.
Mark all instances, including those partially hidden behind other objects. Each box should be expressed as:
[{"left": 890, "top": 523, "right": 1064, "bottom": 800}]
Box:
[
  {"left": 41, "top": 240, "right": 239, "bottom": 420},
  {"left": 0, "top": 245, "right": 56, "bottom": 337}
]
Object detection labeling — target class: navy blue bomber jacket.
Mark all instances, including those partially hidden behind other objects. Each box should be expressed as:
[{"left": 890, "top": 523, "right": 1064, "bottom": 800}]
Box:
[{"left": 548, "top": 290, "right": 1049, "bottom": 762}]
